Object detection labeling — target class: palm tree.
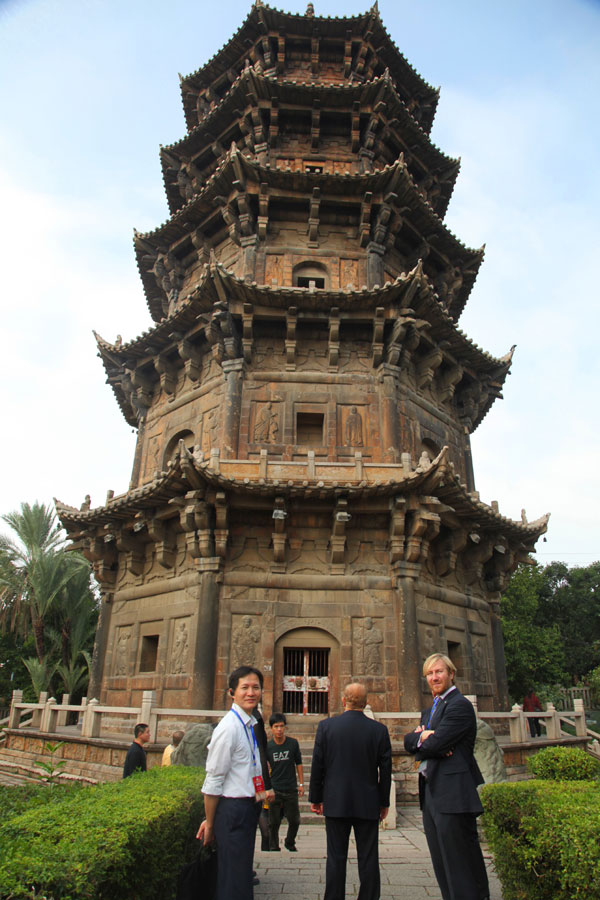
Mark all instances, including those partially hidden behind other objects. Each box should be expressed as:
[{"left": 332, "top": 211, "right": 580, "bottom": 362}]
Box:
[{"left": 0, "top": 502, "right": 97, "bottom": 696}]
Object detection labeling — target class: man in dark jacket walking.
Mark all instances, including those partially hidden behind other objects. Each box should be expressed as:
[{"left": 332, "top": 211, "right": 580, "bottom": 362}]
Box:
[
  {"left": 309, "top": 682, "right": 392, "bottom": 900},
  {"left": 123, "top": 722, "right": 150, "bottom": 778},
  {"left": 404, "top": 653, "right": 489, "bottom": 900}
]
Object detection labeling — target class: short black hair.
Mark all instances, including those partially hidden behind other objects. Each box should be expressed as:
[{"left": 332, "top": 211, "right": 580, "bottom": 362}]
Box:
[
  {"left": 269, "top": 712, "right": 287, "bottom": 727},
  {"left": 134, "top": 723, "right": 149, "bottom": 738},
  {"left": 229, "top": 665, "right": 263, "bottom": 691}
]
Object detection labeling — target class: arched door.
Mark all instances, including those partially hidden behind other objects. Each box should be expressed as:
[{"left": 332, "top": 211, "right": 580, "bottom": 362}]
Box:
[{"left": 282, "top": 648, "right": 330, "bottom": 715}]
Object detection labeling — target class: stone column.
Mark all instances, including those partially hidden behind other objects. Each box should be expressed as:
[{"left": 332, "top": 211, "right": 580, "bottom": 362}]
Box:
[
  {"left": 380, "top": 366, "right": 400, "bottom": 462},
  {"left": 366, "top": 241, "right": 385, "bottom": 288},
  {"left": 394, "top": 562, "right": 422, "bottom": 709},
  {"left": 489, "top": 597, "right": 509, "bottom": 709},
  {"left": 191, "top": 559, "right": 222, "bottom": 709},
  {"left": 220, "top": 359, "right": 244, "bottom": 459},
  {"left": 88, "top": 591, "right": 114, "bottom": 701}
]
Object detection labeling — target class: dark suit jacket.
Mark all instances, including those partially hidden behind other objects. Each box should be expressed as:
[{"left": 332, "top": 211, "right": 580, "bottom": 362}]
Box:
[
  {"left": 403, "top": 687, "right": 483, "bottom": 815},
  {"left": 309, "top": 710, "right": 392, "bottom": 819}
]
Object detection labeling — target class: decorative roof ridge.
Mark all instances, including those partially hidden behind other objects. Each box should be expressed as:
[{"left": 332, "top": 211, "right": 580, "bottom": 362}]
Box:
[
  {"left": 414, "top": 277, "right": 513, "bottom": 371},
  {"left": 135, "top": 142, "right": 242, "bottom": 242},
  {"left": 56, "top": 443, "right": 548, "bottom": 540},
  {"left": 421, "top": 450, "right": 550, "bottom": 537},
  {"left": 94, "top": 270, "right": 214, "bottom": 359}
]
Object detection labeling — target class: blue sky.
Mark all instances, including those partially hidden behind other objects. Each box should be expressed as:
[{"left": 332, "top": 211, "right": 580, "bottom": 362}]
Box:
[{"left": 1, "top": 0, "right": 598, "bottom": 565}]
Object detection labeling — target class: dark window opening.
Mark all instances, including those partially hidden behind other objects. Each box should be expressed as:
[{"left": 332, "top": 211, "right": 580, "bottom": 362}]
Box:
[
  {"left": 297, "top": 412, "right": 324, "bottom": 445},
  {"left": 447, "top": 641, "right": 462, "bottom": 677},
  {"left": 140, "top": 635, "right": 159, "bottom": 672},
  {"left": 297, "top": 276, "right": 325, "bottom": 289}
]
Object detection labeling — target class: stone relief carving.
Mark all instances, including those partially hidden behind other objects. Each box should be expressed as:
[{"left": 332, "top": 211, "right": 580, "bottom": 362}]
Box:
[
  {"left": 472, "top": 637, "right": 488, "bottom": 682},
  {"left": 114, "top": 628, "right": 131, "bottom": 676},
  {"left": 232, "top": 614, "right": 261, "bottom": 666},
  {"left": 171, "top": 620, "right": 190, "bottom": 674},
  {"left": 353, "top": 617, "right": 384, "bottom": 675},
  {"left": 344, "top": 405, "right": 364, "bottom": 447},
  {"left": 253, "top": 401, "right": 279, "bottom": 443},
  {"left": 420, "top": 625, "right": 439, "bottom": 660}
]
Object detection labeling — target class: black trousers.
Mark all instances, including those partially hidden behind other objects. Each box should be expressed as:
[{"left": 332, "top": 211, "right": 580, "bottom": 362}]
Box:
[
  {"left": 324, "top": 816, "right": 380, "bottom": 900},
  {"left": 422, "top": 783, "right": 489, "bottom": 900},
  {"left": 268, "top": 790, "right": 300, "bottom": 849},
  {"left": 213, "top": 797, "right": 260, "bottom": 900}
]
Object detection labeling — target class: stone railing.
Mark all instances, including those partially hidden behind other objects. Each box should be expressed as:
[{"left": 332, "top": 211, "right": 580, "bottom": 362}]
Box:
[
  {"left": 375, "top": 695, "right": 590, "bottom": 743},
  {"left": 6, "top": 689, "right": 226, "bottom": 741},
  {"left": 4, "top": 689, "right": 592, "bottom": 746}
]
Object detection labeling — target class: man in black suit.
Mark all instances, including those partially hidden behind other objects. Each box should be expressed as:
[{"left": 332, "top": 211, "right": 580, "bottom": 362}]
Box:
[
  {"left": 309, "top": 682, "right": 392, "bottom": 900},
  {"left": 404, "top": 653, "right": 489, "bottom": 900}
]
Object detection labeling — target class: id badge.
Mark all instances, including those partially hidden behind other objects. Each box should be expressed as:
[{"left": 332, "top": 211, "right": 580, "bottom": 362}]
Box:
[{"left": 253, "top": 775, "right": 265, "bottom": 793}]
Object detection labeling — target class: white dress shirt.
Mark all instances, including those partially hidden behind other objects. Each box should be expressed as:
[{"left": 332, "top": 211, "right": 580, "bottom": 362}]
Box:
[{"left": 202, "top": 702, "right": 262, "bottom": 798}]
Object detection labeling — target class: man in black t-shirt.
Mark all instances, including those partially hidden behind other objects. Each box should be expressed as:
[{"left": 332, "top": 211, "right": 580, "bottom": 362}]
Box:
[
  {"left": 266, "top": 712, "right": 304, "bottom": 851},
  {"left": 123, "top": 722, "right": 150, "bottom": 778}
]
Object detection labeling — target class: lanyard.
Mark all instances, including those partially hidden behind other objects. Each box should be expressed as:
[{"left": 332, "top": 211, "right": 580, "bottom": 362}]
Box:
[{"left": 231, "top": 708, "right": 259, "bottom": 770}]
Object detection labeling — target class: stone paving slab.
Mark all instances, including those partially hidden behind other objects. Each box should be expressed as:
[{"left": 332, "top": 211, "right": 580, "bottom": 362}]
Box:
[{"left": 254, "top": 810, "right": 503, "bottom": 899}]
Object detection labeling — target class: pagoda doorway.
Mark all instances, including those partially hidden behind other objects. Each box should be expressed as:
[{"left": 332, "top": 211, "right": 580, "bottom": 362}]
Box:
[
  {"left": 274, "top": 627, "right": 339, "bottom": 716},
  {"left": 282, "top": 648, "right": 330, "bottom": 715}
]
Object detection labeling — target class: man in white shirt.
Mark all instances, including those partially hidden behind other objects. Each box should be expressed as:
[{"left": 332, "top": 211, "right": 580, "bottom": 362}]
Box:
[{"left": 197, "top": 665, "right": 268, "bottom": 900}]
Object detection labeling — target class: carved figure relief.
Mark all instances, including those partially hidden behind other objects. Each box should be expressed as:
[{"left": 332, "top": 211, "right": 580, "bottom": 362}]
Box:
[
  {"left": 171, "top": 620, "right": 190, "bottom": 674},
  {"left": 265, "top": 254, "right": 284, "bottom": 286},
  {"left": 353, "top": 617, "right": 384, "bottom": 674},
  {"left": 344, "top": 405, "right": 364, "bottom": 447},
  {"left": 253, "top": 402, "right": 279, "bottom": 443},
  {"left": 200, "top": 409, "right": 218, "bottom": 455},
  {"left": 232, "top": 614, "right": 261, "bottom": 666},
  {"left": 114, "top": 628, "right": 131, "bottom": 676},
  {"left": 340, "top": 258, "right": 359, "bottom": 290},
  {"left": 420, "top": 625, "right": 439, "bottom": 660}
]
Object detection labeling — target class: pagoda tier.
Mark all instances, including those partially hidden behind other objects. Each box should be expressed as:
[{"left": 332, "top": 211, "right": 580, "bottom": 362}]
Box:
[
  {"left": 161, "top": 70, "right": 458, "bottom": 219},
  {"left": 179, "top": 3, "right": 439, "bottom": 134},
  {"left": 60, "top": 3, "right": 547, "bottom": 719},
  {"left": 96, "top": 261, "right": 510, "bottom": 438},
  {"left": 137, "top": 148, "right": 481, "bottom": 323}
]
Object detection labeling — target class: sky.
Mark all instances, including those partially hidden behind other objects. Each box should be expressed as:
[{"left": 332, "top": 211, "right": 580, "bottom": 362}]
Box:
[{"left": 0, "top": 0, "right": 598, "bottom": 566}]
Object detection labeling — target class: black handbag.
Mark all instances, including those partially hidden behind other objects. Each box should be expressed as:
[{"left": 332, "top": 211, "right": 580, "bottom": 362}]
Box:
[{"left": 176, "top": 839, "right": 218, "bottom": 900}]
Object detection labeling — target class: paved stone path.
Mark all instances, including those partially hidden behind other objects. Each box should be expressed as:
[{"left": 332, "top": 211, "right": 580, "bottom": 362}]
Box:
[{"left": 254, "top": 809, "right": 503, "bottom": 899}]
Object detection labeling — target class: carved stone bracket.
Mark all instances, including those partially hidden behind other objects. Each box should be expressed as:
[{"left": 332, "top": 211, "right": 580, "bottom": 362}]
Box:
[
  {"left": 214, "top": 491, "right": 229, "bottom": 559},
  {"left": 328, "top": 308, "right": 340, "bottom": 369},
  {"left": 178, "top": 338, "right": 202, "bottom": 383},
  {"left": 154, "top": 354, "right": 177, "bottom": 396},
  {"left": 308, "top": 186, "right": 321, "bottom": 246},
  {"left": 389, "top": 496, "right": 407, "bottom": 563},
  {"left": 286, "top": 307, "right": 297, "bottom": 369},
  {"left": 330, "top": 497, "right": 351, "bottom": 565},
  {"left": 372, "top": 307, "right": 385, "bottom": 367},
  {"left": 405, "top": 499, "right": 441, "bottom": 565},
  {"left": 271, "top": 495, "right": 287, "bottom": 564},
  {"left": 311, "top": 100, "right": 321, "bottom": 149},
  {"left": 242, "top": 303, "right": 254, "bottom": 363}
]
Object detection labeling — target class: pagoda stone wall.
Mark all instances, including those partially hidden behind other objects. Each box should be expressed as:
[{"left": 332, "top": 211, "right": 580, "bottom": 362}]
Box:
[{"left": 58, "top": 4, "right": 546, "bottom": 723}]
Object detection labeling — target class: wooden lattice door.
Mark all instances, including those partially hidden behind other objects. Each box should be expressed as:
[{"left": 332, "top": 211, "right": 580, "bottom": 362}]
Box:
[{"left": 282, "top": 648, "right": 330, "bottom": 715}]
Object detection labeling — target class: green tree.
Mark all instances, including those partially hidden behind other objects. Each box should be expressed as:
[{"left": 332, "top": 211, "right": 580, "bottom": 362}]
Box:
[
  {"left": 500, "top": 564, "right": 566, "bottom": 700},
  {"left": 536, "top": 561, "right": 600, "bottom": 683},
  {"left": 0, "top": 501, "right": 98, "bottom": 699}
]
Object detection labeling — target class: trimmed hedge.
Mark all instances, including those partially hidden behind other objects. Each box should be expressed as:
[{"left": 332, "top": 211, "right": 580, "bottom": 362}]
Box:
[
  {"left": 0, "top": 766, "right": 205, "bottom": 900},
  {"left": 527, "top": 744, "right": 600, "bottom": 781},
  {"left": 481, "top": 779, "right": 600, "bottom": 900}
]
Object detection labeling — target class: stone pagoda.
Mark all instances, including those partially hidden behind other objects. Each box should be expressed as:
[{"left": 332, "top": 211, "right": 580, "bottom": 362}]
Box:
[{"left": 56, "top": 2, "right": 548, "bottom": 719}]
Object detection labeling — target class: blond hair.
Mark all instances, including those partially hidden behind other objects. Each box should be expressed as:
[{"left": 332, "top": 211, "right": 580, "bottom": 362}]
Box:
[{"left": 422, "top": 653, "right": 456, "bottom": 677}]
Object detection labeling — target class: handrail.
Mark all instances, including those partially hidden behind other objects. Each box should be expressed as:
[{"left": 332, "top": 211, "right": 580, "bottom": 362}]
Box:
[{"left": 5, "top": 689, "right": 595, "bottom": 746}]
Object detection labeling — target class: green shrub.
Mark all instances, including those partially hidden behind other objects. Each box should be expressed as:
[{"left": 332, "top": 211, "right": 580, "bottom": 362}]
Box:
[
  {"left": 481, "top": 780, "right": 600, "bottom": 900},
  {"left": 0, "top": 766, "right": 205, "bottom": 900},
  {"left": 0, "top": 781, "right": 83, "bottom": 820},
  {"left": 527, "top": 745, "right": 600, "bottom": 781}
]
